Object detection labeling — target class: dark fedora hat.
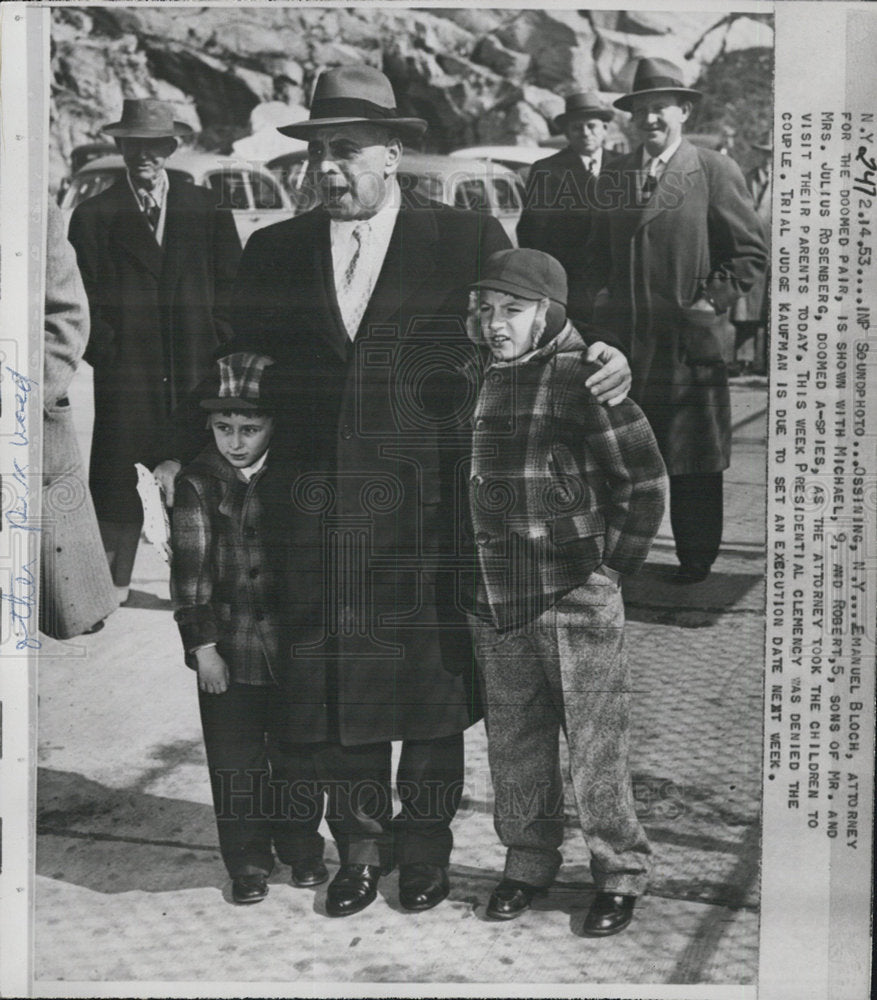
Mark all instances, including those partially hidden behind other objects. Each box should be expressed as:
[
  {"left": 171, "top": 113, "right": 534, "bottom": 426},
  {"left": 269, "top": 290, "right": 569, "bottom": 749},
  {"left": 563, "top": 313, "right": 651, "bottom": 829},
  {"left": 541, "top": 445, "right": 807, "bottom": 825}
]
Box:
[
  {"left": 554, "top": 91, "right": 614, "bottom": 130},
  {"left": 101, "top": 98, "right": 194, "bottom": 139},
  {"left": 278, "top": 65, "right": 427, "bottom": 140},
  {"left": 613, "top": 58, "right": 702, "bottom": 113}
]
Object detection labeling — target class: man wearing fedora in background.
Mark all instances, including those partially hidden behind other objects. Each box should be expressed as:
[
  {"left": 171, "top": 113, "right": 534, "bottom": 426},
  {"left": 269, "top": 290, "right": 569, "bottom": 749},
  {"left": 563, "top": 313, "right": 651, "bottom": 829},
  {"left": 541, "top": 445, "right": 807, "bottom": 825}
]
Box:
[
  {"left": 68, "top": 98, "right": 241, "bottom": 603},
  {"left": 517, "top": 91, "right": 621, "bottom": 327},
  {"left": 225, "top": 64, "right": 632, "bottom": 919},
  {"left": 586, "top": 58, "right": 767, "bottom": 584}
]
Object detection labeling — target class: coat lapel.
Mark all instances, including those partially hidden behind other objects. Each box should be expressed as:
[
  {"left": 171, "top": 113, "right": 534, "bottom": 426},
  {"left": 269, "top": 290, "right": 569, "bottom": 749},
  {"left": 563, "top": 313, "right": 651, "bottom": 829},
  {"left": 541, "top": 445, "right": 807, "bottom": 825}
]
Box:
[
  {"left": 635, "top": 139, "right": 702, "bottom": 231},
  {"left": 310, "top": 208, "right": 352, "bottom": 362},
  {"left": 107, "top": 180, "right": 164, "bottom": 279},
  {"left": 356, "top": 196, "right": 438, "bottom": 338}
]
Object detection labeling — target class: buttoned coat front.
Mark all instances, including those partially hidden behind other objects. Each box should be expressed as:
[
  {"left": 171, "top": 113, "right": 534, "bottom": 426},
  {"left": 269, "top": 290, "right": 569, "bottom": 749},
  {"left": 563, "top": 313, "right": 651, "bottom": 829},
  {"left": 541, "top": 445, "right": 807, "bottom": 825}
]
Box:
[
  {"left": 517, "top": 146, "right": 623, "bottom": 323},
  {"left": 68, "top": 177, "right": 241, "bottom": 522},
  {"left": 465, "top": 324, "right": 667, "bottom": 631},
  {"left": 229, "top": 195, "right": 511, "bottom": 745},
  {"left": 585, "top": 139, "right": 767, "bottom": 475},
  {"left": 171, "top": 444, "right": 292, "bottom": 685}
]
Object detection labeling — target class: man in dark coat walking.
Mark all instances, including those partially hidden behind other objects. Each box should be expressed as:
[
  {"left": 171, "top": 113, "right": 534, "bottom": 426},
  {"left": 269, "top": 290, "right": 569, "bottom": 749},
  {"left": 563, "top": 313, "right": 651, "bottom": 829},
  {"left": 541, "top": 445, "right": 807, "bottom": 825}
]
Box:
[
  {"left": 224, "top": 65, "right": 632, "bottom": 919},
  {"left": 68, "top": 99, "right": 241, "bottom": 602},
  {"left": 517, "top": 91, "right": 621, "bottom": 325},
  {"left": 586, "top": 59, "right": 767, "bottom": 583}
]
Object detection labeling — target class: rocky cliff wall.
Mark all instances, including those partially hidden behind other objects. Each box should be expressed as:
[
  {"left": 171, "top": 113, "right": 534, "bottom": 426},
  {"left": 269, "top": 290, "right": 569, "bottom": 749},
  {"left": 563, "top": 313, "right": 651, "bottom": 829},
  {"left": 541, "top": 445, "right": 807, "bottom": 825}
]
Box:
[{"left": 50, "top": 5, "right": 773, "bottom": 190}]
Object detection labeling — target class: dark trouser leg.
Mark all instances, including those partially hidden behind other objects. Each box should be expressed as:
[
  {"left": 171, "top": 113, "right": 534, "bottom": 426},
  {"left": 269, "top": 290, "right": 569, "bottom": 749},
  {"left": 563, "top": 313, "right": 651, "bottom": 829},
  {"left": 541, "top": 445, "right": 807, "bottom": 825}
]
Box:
[
  {"left": 267, "top": 738, "right": 326, "bottom": 867},
  {"left": 199, "top": 683, "right": 276, "bottom": 877},
  {"left": 275, "top": 741, "right": 392, "bottom": 867},
  {"left": 543, "top": 577, "right": 651, "bottom": 896},
  {"left": 670, "top": 472, "right": 723, "bottom": 569},
  {"left": 97, "top": 518, "right": 141, "bottom": 588},
  {"left": 393, "top": 732, "right": 465, "bottom": 867},
  {"left": 470, "top": 620, "right": 565, "bottom": 888}
]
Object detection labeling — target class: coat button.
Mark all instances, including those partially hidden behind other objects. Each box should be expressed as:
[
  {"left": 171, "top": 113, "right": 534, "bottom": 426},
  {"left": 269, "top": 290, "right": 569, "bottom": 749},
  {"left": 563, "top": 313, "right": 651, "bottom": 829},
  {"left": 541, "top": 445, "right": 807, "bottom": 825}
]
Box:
[
  {"left": 489, "top": 371, "right": 503, "bottom": 383},
  {"left": 340, "top": 424, "right": 354, "bottom": 440},
  {"left": 475, "top": 531, "right": 491, "bottom": 546},
  {"left": 471, "top": 474, "right": 483, "bottom": 486},
  {"left": 475, "top": 418, "right": 486, "bottom": 429},
  {"left": 244, "top": 526, "right": 256, "bottom": 539},
  {"left": 249, "top": 566, "right": 260, "bottom": 578}
]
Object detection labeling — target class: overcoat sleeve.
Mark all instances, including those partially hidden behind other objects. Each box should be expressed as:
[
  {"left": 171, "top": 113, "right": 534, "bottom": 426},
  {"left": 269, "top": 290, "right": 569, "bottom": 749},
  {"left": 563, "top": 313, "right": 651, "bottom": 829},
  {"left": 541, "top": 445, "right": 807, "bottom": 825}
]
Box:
[
  {"left": 209, "top": 206, "right": 243, "bottom": 347},
  {"left": 44, "top": 201, "right": 88, "bottom": 407},
  {"left": 67, "top": 202, "right": 118, "bottom": 369},
  {"left": 701, "top": 153, "right": 768, "bottom": 314},
  {"left": 566, "top": 370, "right": 667, "bottom": 575},
  {"left": 171, "top": 476, "right": 218, "bottom": 658}
]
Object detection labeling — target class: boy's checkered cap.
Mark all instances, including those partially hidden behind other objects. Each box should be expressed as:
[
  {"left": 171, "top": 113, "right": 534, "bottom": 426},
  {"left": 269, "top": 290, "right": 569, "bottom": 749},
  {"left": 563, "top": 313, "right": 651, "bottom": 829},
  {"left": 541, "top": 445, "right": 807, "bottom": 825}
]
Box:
[
  {"left": 470, "top": 249, "right": 568, "bottom": 307},
  {"left": 199, "top": 353, "right": 276, "bottom": 411}
]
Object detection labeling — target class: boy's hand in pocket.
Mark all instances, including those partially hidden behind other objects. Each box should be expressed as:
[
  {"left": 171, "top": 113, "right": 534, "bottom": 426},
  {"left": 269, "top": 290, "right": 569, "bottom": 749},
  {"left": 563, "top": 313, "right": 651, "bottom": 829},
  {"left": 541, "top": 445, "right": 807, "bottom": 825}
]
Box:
[{"left": 196, "top": 646, "right": 230, "bottom": 694}]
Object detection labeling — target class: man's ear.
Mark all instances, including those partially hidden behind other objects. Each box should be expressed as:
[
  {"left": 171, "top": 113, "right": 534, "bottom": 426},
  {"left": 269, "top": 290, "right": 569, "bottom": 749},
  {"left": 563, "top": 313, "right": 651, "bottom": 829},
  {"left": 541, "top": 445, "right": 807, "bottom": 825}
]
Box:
[
  {"left": 163, "top": 137, "right": 180, "bottom": 157},
  {"left": 384, "top": 136, "right": 403, "bottom": 175},
  {"left": 678, "top": 101, "right": 693, "bottom": 124}
]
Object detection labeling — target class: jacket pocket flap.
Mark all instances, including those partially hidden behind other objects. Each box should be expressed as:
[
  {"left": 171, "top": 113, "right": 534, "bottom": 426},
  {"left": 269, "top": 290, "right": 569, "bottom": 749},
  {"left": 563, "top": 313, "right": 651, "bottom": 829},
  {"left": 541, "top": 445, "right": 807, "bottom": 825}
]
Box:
[{"left": 549, "top": 510, "right": 604, "bottom": 544}]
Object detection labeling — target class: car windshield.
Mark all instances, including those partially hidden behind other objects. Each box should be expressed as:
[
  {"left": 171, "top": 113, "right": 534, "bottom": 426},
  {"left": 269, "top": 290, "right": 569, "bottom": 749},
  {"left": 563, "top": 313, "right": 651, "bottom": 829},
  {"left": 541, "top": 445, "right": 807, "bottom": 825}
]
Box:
[{"left": 64, "top": 168, "right": 195, "bottom": 209}]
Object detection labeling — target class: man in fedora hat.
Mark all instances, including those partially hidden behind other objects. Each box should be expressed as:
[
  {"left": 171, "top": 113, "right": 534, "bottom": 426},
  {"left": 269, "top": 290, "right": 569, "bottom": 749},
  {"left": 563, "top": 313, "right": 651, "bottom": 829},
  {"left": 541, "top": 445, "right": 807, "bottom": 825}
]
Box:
[
  {"left": 221, "top": 64, "right": 632, "bottom": 919},
  {"left": 586, "top": 58, "right": 767, "bottom": 584},
  {"left": 517, "top": 91, "right": 622, "bottom": 325},
  {"left": 68, "top": 99, "right": 241, "bottom": 603}
]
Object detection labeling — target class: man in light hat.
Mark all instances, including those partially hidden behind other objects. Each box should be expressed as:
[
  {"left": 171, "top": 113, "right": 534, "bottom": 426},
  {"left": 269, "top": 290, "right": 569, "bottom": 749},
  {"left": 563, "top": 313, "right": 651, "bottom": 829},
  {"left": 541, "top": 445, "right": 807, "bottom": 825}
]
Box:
[
  {"left": 68, "top": 98, "right": 241, "bottom": 604},
  {"left": 517, "top": 91, "right": 622, "bottom": 326},
  {"left": 225, "top": 64, "right": 632, "bottom": 919},
  {"left": 586, "top": 58, "right": 767, "bottom": 584}
]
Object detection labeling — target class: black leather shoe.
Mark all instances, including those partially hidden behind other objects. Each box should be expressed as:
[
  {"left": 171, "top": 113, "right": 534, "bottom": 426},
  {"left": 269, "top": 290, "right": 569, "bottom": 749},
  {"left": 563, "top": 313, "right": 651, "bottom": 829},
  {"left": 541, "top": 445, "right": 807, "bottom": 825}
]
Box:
[
  {"left": 486, "top": 879, "right": 546, "bottom": 920},
  {"left": 231, "top": 873, "right": 268, "bottom": 904},
  {"left": 325, "top": 863, "right": 381, "bottom": 917},
  {"left": 398, "top": 863, "right": 450, "bottom": 911},
  {"left": 581, "top": 892, "right": 636, "bottom": 937},
  {"left": 290, "top": 857, "right": 329, "bottom": 887},
  {"left": 673, "top": 563, "right": 711, "bottom": 584}
]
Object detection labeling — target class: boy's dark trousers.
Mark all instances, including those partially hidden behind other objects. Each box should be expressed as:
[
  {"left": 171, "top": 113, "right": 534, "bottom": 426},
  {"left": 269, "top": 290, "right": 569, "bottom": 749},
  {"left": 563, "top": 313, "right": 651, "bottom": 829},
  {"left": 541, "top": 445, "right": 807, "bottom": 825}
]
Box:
[{"left": 199, "top": 682, "right": 325, "bottom": 877}]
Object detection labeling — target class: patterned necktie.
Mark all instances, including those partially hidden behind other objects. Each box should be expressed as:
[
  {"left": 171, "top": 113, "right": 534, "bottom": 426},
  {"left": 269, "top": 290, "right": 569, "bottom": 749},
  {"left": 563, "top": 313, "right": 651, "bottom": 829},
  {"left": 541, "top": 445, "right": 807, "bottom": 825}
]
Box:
[
  {"left": 640, "top": 159, "right": 659, "bottom": 204},
  {"left": 338, "top": 222, "right": 370, "bottom": 340},
  {"left": 143, "top": 193, "right": 160, "bottom": 235}
]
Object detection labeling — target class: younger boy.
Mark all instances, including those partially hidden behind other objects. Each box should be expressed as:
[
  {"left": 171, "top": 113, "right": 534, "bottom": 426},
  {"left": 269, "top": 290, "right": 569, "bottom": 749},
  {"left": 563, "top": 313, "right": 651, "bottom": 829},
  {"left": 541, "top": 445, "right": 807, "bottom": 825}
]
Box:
[
  {"left": 465, "top": 250, "right": 667, "bottom": 936},
  {"left": 171, "top": 352, "right": 324, "bottom": 904}
]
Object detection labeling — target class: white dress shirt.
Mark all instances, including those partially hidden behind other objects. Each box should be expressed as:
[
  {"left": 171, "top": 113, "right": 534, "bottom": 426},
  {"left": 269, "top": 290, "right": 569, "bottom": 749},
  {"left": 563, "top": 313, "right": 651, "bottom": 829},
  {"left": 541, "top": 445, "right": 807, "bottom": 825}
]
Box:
[
  {"left": 579, "top": 148, "right": 603, "bottom": 176},
  {"left": 127, "top": 169, "right": 169, "bottom": 246},
  {"left": 330, "top": 181, "right": 401, "bottom": 338},
  {"left": 639, "top": 136, "right": 683, "bottom": 188}
]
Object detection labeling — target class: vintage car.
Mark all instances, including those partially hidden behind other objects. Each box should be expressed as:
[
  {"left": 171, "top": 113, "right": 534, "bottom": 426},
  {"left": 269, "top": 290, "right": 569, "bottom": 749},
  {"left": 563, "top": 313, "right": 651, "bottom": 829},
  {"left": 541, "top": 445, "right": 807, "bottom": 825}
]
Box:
[
  {"left": 57, "top": 149, "right": 296, "bottom": 246},
  {"left": 267, "top": 150, "right": 525, "bottom": 243}
]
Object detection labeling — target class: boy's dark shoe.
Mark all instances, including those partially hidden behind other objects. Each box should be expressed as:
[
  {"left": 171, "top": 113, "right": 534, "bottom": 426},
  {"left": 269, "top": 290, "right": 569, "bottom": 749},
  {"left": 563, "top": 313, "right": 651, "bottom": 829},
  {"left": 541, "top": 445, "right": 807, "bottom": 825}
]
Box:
[
  {"left": 231, "top": 873, "right": 269, "bottom": 904},
  {"left": 398, "top": 863, "right": 449, "bottom": 911},
  {"left": 290, "top": 857, "right": 329, "bottom": 887},
  {"left": 486, "top": 879, "right": 546, "bottom": 920},
  {"left": 581, "top": 892, "right": 636, "bottom": 936},
  {"left": 325, "top": 863, "right": 381, "bottom": 917}
]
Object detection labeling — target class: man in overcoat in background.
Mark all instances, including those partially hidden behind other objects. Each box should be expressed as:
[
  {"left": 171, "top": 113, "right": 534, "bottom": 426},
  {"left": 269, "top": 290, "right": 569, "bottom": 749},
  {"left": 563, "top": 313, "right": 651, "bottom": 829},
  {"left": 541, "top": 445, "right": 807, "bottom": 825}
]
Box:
[
  {"left": 586, "top": 58, "right": 767, "bottom": 583},
  {"left": 68, "top": 99, "right": 241, "bottom": 602},
  {"left": 41, "top": 200, "right": 117, "bottom": 639},
  {"left": 226, "top": 65, "right": 632, "bottom": 919},
  {"left": 517, "top": 91, "right": 621, "bottom": 326}
]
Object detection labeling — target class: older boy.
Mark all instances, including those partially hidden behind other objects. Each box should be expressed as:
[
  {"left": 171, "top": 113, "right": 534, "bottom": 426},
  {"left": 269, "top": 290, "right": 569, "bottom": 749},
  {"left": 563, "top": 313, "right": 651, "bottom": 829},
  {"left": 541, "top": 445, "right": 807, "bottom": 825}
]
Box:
[
  {"left": 465, "top": 250, "right": 667, "bottom": 937},
  {"left": 171, "top": 353, "right": 324, "bottom": 904}
]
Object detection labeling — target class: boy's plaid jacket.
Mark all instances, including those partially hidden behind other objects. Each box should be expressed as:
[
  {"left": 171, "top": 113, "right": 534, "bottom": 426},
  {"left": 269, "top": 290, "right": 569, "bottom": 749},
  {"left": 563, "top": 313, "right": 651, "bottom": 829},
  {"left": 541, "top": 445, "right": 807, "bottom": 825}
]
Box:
[
  {"left": 171, "top": 443, "right": 290, "bottom": 684},
  {"left": 465, "top": 323, "right": 667, "bottom": 630}
]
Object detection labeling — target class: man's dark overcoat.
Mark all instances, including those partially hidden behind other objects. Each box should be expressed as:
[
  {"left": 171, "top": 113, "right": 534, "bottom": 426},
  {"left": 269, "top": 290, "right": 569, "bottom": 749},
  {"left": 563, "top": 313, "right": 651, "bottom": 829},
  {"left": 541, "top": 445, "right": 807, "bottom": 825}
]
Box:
[
  {"left": 517, "top": 146, "right": 623, "bottom": 323},
  {"left": 585, "top": 139, "right": 767, "bottom": 476},
  {"left": 229, "top": 195, "right": 510, "bottom": 746},
  {"left": 68, "top": 177, "right": 241, "bottom": 521}
]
